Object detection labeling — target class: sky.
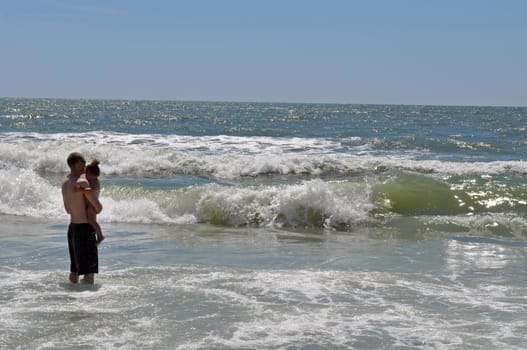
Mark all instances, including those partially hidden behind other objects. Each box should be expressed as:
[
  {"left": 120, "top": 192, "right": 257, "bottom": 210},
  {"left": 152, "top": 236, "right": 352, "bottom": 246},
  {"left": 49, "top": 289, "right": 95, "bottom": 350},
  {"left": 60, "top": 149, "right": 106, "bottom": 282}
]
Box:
[{"left": 1, "top": 0, "right": 526, "bottom": 106}]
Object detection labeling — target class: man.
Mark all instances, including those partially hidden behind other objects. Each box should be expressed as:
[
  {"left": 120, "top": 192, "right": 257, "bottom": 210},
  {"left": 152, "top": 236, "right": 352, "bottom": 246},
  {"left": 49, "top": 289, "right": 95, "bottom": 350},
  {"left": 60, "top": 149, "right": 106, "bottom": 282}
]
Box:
[{"left": 62, "top": 152, "right": 103, "bottom": 284}]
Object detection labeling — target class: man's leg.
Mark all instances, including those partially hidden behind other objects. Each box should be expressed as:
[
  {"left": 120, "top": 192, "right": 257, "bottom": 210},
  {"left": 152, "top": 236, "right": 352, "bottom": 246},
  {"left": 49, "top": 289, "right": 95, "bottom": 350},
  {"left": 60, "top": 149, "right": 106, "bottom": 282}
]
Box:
[
  {"left": 67, "top": 225, "right": 79, "bottom": 284},
  {"left": 73, "top": 224, "right": 98, "bottom": 285},
  {"left": 69, "top": 272, "right": 79, "bottom": 284},
  {"left": 82, "top": 273, "right": 94, "bottom": 284}
]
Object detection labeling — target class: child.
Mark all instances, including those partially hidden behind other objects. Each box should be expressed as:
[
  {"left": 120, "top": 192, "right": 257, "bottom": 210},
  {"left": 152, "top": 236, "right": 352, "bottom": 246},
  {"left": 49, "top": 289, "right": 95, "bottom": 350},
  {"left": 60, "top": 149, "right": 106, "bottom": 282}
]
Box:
[{"left": 78, "top": 159, "right": 105, "bottom": 244}]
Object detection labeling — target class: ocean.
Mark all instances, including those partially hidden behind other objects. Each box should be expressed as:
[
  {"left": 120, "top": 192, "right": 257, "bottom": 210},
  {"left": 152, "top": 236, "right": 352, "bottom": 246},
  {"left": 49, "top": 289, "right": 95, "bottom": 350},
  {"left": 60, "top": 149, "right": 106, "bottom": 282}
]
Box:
[{"left": 0, "top": 98, "right": 526, "bottom": 349}]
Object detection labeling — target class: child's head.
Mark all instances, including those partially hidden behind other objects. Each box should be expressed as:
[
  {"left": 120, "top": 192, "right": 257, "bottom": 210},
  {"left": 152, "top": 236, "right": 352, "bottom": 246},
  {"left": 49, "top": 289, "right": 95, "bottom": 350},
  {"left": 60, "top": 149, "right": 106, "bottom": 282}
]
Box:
[{"left": 85, "top": 159, "right": 100, "bottom": 180}]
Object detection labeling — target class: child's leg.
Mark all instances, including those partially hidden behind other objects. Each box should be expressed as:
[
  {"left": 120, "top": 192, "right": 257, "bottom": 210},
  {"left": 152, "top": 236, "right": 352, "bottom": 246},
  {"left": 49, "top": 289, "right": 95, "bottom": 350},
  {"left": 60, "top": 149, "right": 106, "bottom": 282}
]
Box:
[
  {"left": 91, "top": 220, "right": 104, "bottom": 243},
  {"left": 87, "top": 210, "right": 104, "bottom": 243}
]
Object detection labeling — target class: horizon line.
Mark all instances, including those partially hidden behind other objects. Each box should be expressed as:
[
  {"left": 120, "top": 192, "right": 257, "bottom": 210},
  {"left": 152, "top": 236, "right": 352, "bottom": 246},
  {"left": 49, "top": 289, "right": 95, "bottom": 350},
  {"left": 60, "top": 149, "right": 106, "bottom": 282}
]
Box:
[{"left": 1, "top": 95, "right": 526, "bottom": 109}]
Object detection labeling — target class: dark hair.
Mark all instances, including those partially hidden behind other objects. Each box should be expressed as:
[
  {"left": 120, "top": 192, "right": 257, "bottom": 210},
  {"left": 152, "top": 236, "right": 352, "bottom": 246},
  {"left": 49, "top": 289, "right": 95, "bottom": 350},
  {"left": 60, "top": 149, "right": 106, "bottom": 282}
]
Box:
[
  {"left": 86, "top": 159, "right": 100, "bottom": 176},
  {"left": 67, "top": 152, "right": 85, "bottom": 168}
]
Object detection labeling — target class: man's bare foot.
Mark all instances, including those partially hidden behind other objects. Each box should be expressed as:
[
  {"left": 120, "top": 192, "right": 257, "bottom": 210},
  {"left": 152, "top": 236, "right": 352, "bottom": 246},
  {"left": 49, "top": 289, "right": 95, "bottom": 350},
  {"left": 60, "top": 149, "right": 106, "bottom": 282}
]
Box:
[{"left": 69, "top": 272, "right": 79, "bottom": 284}]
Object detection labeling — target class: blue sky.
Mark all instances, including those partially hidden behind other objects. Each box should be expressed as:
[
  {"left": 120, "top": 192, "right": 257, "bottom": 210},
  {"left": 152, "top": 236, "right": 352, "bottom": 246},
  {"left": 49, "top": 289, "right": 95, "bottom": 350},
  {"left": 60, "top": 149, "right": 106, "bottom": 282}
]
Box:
[{"left": 1, "top": 0, "right": 526, "bottom": 106}]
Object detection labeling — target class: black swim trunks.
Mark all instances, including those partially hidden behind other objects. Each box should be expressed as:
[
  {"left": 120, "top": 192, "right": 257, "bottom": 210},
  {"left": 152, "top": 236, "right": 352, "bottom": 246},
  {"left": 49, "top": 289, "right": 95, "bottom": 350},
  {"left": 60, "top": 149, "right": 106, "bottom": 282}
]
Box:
[{"left": 68, "top": 223, "right": 98, "bottom": 275}]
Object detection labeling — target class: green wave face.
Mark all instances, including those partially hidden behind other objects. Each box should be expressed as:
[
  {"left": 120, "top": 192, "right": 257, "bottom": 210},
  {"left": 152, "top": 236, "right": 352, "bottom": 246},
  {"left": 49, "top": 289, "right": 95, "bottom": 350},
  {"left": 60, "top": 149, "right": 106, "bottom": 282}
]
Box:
[{"left": 373, "top": 173, "right": 474, "bottom": 216}]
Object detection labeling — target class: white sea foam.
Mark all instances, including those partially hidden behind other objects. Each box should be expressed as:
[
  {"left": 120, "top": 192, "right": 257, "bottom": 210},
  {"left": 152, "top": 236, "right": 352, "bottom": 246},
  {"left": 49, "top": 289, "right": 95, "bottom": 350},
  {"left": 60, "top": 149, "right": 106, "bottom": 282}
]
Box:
[
  {"left": 0, "top": 163, "right": 525, "bottom": 233},
  {"left": 1, "top": 132, "right": 525, "bottom": 179},
  {"left": 191, "top": 179, "right": 373, "bottom": 228},
  {"left": 2, "top": 247, "right": 526, "bottom": 349},
  {"left": 94, "top": 179, "right": 374, "bottom": 227},
  {"left": 169, "top": 267, "right": 527, "bottom": 349},
  {"left": 1, "top": 132, "right": 525, "bottom": 231},
  {"left": 0, "top": 167, "right": 65, "bottom": 218},
  {"left": 0, "top": 160, "right": 373, "bottom": 227}
]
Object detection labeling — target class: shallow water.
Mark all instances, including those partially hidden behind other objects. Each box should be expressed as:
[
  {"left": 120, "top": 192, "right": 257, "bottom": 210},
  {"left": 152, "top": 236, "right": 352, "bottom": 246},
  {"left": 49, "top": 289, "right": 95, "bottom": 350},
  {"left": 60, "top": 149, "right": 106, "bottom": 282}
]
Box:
[{"left": 2, "top": 215, "right": 527, "bottom": 349}]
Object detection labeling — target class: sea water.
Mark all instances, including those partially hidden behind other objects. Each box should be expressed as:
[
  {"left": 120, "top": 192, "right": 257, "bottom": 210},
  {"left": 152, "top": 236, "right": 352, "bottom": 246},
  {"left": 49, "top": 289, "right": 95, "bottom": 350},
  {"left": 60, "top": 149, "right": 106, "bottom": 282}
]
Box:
[{"left": 0, "top": 98, "right": 526, "bottom": 349}]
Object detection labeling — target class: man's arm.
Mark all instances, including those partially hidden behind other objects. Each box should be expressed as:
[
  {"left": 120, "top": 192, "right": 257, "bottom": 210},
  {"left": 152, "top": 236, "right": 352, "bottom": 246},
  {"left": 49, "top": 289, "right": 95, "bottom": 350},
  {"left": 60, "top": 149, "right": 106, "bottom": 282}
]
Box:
[{"left": 61, "top": 182, "right": 70, "bottom": 214}]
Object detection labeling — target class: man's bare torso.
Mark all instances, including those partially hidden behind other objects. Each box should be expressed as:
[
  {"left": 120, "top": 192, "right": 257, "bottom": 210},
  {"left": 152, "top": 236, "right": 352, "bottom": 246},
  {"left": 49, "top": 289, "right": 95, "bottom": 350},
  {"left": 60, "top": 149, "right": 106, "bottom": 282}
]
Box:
[{"left": 62, "top": 175, "right": 88, "bottom": 224}]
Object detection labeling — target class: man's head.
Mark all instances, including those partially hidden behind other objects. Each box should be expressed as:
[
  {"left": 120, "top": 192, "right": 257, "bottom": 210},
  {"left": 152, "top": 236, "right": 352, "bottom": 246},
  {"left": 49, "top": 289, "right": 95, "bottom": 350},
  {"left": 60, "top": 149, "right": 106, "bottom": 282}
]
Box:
[{"left": 67, "top": 152, "right": 86, "bottom": 176}]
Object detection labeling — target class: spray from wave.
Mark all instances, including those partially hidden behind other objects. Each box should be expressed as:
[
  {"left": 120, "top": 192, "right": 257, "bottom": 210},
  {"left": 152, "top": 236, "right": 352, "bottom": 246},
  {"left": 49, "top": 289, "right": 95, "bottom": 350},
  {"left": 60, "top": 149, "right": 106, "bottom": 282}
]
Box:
[
  {"left": 0, "top": 132, "right": 525, "bottom": 236},
  {"left": 1, "top": 132, "right": 525, "bottom": 179}
]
